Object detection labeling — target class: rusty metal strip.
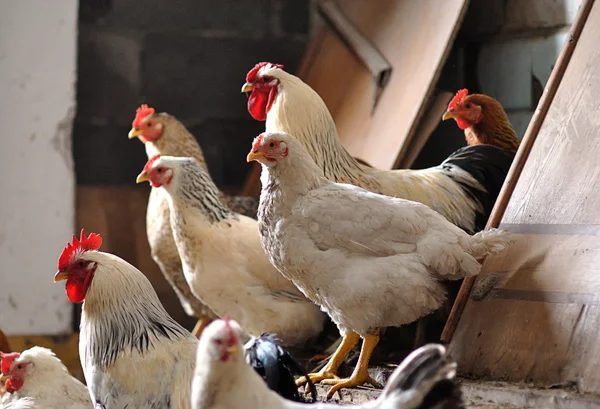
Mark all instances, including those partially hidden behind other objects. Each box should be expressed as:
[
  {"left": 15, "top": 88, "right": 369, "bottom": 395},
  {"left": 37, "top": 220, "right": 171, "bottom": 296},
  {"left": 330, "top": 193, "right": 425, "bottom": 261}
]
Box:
[{"left": 499, "top": 223, "right": 600, "bottom": 236}]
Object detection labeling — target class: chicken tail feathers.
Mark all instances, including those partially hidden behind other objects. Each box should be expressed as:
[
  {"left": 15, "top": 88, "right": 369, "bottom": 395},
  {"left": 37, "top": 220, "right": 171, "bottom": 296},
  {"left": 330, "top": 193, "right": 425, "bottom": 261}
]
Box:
[
  {"left": 379, "top": 344, "right": 464, "bottom": 409},
  {"left": 470, "top": 228, "right": 515, "bottom": 259},
  {"left": 244, "top": 334, "right": 317, "bottom": 402}
]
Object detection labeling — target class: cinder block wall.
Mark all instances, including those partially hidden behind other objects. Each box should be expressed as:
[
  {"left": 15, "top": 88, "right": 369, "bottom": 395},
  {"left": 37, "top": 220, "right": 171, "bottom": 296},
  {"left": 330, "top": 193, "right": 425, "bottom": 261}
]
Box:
[
  {"left": 71, "top": 1, "right": 312, "bottom": 327},
  {"left": 74, "top": 0, "right": 312, "bottom": 189},
  {"left": 415, "top": 0, "right": 582, "bottom": 169}
]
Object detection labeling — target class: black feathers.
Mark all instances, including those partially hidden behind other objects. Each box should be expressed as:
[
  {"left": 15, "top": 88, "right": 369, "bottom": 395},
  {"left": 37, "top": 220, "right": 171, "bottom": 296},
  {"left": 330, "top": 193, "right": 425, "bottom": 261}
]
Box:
[
  {"left": 389, "top": 344, "right": 465, "bottom": 409},
  {"left": 244, "top": 334, "right": 317, "bottom": 402},
  {"left": 441, "top": 144, "right": 515, "bottom": 233}
]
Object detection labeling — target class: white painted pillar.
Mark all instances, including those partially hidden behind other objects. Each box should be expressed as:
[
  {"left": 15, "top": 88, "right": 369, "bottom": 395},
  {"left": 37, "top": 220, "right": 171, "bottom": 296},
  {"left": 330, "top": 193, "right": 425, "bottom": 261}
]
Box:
[{"left": 0, "top": 0, "right": 78, "bottom": 335}]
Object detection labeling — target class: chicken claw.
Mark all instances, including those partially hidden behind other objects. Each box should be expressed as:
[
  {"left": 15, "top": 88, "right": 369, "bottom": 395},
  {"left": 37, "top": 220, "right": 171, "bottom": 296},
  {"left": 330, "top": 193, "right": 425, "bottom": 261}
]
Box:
[
  {"left": 295, "top": 332, "right": 360, "bottom": 387},
  {"left": 322, "top": 374, "right": 382, "bottom": 400},
  {"left": 295, "top": 369, "right": 339, "bottom": 388}
]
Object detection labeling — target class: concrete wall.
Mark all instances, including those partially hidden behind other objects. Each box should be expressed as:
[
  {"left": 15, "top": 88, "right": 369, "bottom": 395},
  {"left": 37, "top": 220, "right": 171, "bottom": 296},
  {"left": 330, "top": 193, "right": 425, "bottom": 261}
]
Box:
[
  {"left": 75, "top": 0, "right": 312, "bottom": 188},
  {"left": 0, "top": 1, "right": 78, "bottom": 335}
]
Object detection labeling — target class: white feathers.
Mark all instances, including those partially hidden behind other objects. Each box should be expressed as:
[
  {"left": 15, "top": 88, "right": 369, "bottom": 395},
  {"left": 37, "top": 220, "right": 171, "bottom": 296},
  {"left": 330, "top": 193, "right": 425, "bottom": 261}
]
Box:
[
  {"left": 255, "top": 132, "right": 514, "bottom": 335},
  {"left": 0, "top": 347, "right": 91, "bottom": 409},
  {"left": 76, "top": 250, "right": 198, "bottom": 409},
  {"left": 155, "top": 155, "right": 326, "bottom": 347}
]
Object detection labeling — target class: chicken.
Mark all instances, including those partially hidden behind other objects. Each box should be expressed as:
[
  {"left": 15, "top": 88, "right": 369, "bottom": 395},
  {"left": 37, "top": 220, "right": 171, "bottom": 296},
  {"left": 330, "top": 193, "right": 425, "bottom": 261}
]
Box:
[
  {"left": 248, "top": 132, "right": 514, "bottom": 398},
  {"left": 242, "top": 63, "right": 520, "bottom": 234},
  {"left": 52, "top": 230, "right": 309, "bottom": 406},
  {"left": 192, "top": 319, "right": 464, "bottom": 409},
  {"left": 128, "top": 104, "right": 259, "bottom": 336},
  {"left": 245, "top": 334, "right": 317, "bottom": 402},
  {"left": 0, "top": 347, "right": 91, "bottom": 409},
  {"left": 135, "top": 155, "right": 326, "bottom": 347},
  {"left": 53, "top": 230, "right": 198, "bottom": 409}
]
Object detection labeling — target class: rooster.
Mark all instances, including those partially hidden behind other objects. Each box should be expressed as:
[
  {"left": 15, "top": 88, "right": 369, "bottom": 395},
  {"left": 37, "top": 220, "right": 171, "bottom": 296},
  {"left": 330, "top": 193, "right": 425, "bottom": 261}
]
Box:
[
  {"left": 241, "top": 63, "right": 520, "bottom": 234},
  {"left": 53, "top": 230, "right": 198, "bottom": 409},
  {"left": 53, "top": 230, "right": 314, "bottom": 407},
  {"left": 192, "top": 319, "right": 464, "bottom": 409},
  {"left": 136, "top": 155, "right": 326, "bottom": 347},
  {"left": 0, "top": 348, "right": 91, "bottom": 409},
  {"left": 128, "top": 104, "right": 259, "bottom": 337},
  {"left": 248, "top": 132, "right": 514, "bottom": 398}
]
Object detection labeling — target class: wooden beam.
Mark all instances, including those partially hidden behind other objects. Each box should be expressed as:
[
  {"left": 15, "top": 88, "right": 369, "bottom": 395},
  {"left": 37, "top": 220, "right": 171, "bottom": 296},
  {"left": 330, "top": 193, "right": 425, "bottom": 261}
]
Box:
[{"left": 440, "top": 0, "right": 597, "bottom": 343}]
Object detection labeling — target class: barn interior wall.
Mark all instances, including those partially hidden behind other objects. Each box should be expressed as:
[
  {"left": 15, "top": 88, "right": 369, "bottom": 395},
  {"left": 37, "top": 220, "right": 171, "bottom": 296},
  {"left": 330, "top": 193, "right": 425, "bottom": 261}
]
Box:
[{"left": 0, "top": 1, "right": 78, "bottom": 336}]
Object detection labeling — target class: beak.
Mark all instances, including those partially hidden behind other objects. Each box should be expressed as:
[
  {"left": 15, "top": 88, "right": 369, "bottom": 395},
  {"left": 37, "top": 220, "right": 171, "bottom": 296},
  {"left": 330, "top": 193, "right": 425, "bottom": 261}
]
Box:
[
  {"left": 241, "top": 82, "right": 253, "bottom": 93},
  {"left": 136, "top": 171, "right": 150, "bottom": 184},
  {"left": 128, "top": 128, "right": 144, "bottom": 139},
  {"left": 53, "top": 270, "right": 69, "bottom": 283},
  {"left": 442, "top": 110, "right": 455, "bottom": 121},
  {"left": 246, "top": 150, "right": 264, "bottom": 163}
]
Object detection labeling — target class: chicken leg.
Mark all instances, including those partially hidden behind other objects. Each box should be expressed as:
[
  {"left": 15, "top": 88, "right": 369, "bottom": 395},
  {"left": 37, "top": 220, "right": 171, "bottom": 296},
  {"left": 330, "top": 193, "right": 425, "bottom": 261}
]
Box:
[
  {"left": 295, "top": 332, "right": 360, "bottom": 387},
  {"left": 321, "top": 329, "right": 383, "bottom": 400},
  {"left": 192, "top": 316, "right": 212, "bottom": 338}
]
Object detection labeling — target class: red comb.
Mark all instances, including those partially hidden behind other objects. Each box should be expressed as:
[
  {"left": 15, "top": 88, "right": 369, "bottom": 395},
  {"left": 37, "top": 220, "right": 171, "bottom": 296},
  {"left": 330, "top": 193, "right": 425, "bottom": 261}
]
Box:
[
  {"left": 58, "top": 230, "right": 103, "bottom": 271},
  {"left": 132, "top": 104, "right": 155, "bottom": 129},
  {"left": 222, "top": 317, "right": 237, "bottom": 346},
  {"left": 246, "top": 62, "right": 284, "bottom": 83},
  {"left": 1, "top": 352, "right": 20, "bottom": 374},
  {"left": 448, "top": 89, "right": 469, "bottom": 110},
  {"left": 251, "top": 134, "right": 264, "bottom": 152},
  {"left": 143, "top": 154, "right": 161, "bottom": 173}
]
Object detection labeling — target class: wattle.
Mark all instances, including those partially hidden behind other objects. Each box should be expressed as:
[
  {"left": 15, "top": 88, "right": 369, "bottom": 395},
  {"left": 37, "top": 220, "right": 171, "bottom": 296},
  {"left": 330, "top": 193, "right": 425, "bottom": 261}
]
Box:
[
  {"left": 455, "top": 117, "right": 472, "bottom": 130},
  {"left": 248, "top": 89, "right": 268, "bottom": 121},
  {"left": 5, "top": 377, "right": 24, "bottom": 393},
  {"left": 65, "top": 272, "right": 93, "bottom": 304}
]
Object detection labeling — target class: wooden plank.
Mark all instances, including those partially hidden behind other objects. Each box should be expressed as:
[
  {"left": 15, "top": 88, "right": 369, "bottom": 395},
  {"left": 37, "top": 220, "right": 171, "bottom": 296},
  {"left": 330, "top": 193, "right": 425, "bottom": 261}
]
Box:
[
  {"left": 76, "top": 186, "right": 196, "bottom": 330},
  {"left": 441, "top": 0, "right": 596, "bottom": 343},
  {"left": 472, "top": 234, "right": 600, "bottom": 298},
  {"left": 303, "top": 0, "right": 469, "bottom": 170},
  {"left": 447, "top": 0, "right": 600, "bottom": 393}
]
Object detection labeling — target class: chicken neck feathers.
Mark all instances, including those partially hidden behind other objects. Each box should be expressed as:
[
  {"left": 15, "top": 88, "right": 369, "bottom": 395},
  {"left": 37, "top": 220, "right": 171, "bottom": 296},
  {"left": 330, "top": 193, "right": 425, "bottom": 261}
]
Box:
[
  {"left": 256, "top": 134, "right": 514, "bottom": 335},
  {"left": 266, "top": 70, "right": 510, "bottom": 234},
  {"left": 162, "top": 158, "right": 325, "bottom": 346}
]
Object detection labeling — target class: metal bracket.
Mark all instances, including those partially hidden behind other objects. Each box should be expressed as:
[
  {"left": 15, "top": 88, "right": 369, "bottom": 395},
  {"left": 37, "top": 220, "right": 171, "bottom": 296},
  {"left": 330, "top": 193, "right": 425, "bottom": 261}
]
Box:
[{"left": 317, "top": 0, "right": 393, "bottom": 112}]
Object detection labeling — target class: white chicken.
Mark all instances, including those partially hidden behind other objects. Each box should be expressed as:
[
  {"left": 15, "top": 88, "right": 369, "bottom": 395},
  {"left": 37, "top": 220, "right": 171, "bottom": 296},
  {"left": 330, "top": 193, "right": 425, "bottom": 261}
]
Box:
[
  {"left": 247, "top": 132, "right": 514, "bottom": 398},
  {"left": 192, "top": 319, "right": 464, "bottom": 409},
  {"left": 0, "top": 347, "right": 91, "bottom": 409},
  {"left": 135, "top": 154, "right": 326, "bottom": 347},
  {"left": 53, "top": 230, "right": 198, "bottom": 409}
]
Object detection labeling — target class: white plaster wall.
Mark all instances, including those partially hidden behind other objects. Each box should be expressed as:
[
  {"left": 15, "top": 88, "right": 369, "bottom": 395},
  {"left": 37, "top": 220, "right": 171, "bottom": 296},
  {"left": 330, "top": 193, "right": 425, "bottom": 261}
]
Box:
[{"left": 0, "top": 1, "right": 78, "bottom": 335}]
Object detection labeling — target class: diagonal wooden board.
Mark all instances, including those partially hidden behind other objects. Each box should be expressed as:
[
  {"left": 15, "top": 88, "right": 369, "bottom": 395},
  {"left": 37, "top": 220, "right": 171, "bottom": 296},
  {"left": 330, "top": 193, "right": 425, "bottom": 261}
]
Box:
[
  {"left": 242, "top": 0, "right": 468, "bottom": 196},
  {"left": 448, "top": 0, "right": 600, "bottom": 393}
]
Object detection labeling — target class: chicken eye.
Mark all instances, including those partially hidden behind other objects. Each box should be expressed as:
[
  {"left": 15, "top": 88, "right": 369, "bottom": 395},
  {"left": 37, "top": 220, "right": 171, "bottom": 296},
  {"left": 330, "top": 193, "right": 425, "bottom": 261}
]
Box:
[
  {"left": 269, "top": 142, "right": 276, "bottom": 148},
  {"left": 464, "top": 103, "right": 471, "bottom": 109},
  {"left": 78, "top": 261, "right": 85, "bottom": 267},
  {"left": 214, "top": 339, "right": 223, "bottom": 345},
  {"left": 16, "top": 364, "right": 22, "bottom": 369},
  {"left": 146, "top": 121, "right": 153, "bottom": 127},
  {"left": 157, "top": 167, "right": 163, "bottom": 173}
]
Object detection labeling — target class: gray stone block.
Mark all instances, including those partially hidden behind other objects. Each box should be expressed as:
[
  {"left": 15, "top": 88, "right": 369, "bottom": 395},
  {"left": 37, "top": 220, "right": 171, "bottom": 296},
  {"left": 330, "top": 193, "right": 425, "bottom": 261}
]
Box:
[
  {"left": 73, "top": 122, "right": 148, "bottom": 185},
  {"left": 77, "top": 25, "right": 142, "bottom": 125},
  {"left": 280, "top": 0, "right": 311, "bottom": 35},
  {"left": 86, "top": 0, "right": 270, "bottom": 35},
  {"left": 188, "top": 118, "right": 266, "bottom": 187},
  {"left": 141, "top": 34, "right": 307, "bottom": 120}
]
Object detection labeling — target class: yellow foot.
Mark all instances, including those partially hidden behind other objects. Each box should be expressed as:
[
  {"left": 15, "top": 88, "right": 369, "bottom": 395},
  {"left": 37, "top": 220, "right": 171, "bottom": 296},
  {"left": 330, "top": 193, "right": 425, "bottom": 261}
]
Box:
[
  {"left": 295, "top": 369, "right": 340, "bottom": 387},
  {"left": 322, "top": 374, "right": 383, "bottom": 400},
  {"left": 192, "top": 317, "right": 212, "bottom": 338}
]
